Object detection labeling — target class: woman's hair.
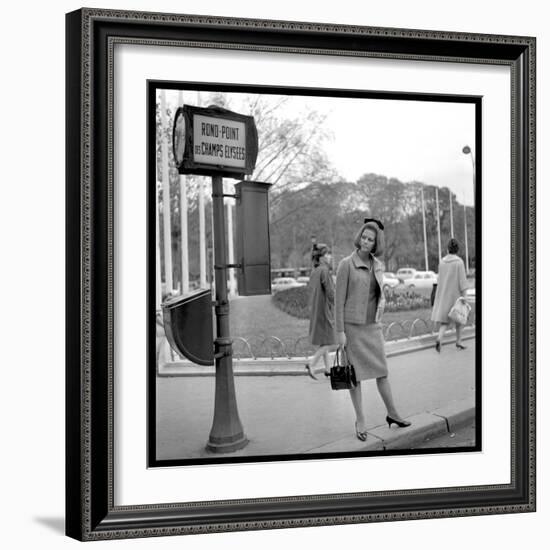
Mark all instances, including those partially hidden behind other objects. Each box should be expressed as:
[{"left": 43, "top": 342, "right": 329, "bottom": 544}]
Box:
[
  {"left": 353, "top": 221, "right": 385, "bottom": 256},
  {"left": 447, "top": 238, "right": 460, "bottom": 254},
  {"left": 312, "top": 243, "right": 329, "bottom": 267}
]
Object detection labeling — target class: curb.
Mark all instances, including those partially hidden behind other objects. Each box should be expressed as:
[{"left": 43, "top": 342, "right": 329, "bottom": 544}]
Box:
[
  {"left": 303, "top": 398, "right": 475, "bottom": 453},
  {"left": 158, "top": 327, "right": 475, "bottom": 377}
]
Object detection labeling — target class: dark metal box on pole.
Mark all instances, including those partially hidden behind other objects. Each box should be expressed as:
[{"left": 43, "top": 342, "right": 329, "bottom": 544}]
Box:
[
  {"left": 235, "top": 181, "right": 272, "bottom": 296},
  {"left": 161, "top": 289, "right": 214, "bottom": 366}
]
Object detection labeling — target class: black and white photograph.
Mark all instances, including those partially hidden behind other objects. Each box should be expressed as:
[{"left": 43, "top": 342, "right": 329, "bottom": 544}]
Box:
[
  {"left": 1, "top": 0, "right": 545, "bottom": 545},
  {"left": 59, "top": 3, "right": 536, "bottom": 543},
  {"left": 150, "top": 83, "right": 481, "bottom": 466}
]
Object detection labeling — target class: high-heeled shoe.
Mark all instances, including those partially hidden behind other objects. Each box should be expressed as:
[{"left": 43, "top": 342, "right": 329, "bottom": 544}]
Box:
[
  {"left": 355, "top": 422, "right": 368, "bottom": 442},
  {"left": 305, "top": 364, "right": 318, "bottom": 380},
  {"left": 435, "top": 340, "right": 441, "bottom": 353},
  {"left": 386, "top": 415, "right": 411, "bottom": 428},
  {"left": 456, "top": 343, "right": 467, "bottom": 350}
]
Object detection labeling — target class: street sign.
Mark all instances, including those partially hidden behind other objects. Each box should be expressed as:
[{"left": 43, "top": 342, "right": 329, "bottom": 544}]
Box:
[
  {"left": 173, "top": 105, "right": 258, "bottom": 178},
  {"left": 169, "top": 102, "right": 265, "bottom": 454}
]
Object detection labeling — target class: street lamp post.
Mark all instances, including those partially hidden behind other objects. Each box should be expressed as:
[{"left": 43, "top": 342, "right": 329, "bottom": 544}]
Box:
[
  {"left": 462, "top": 145, "right": 475, "bottom": 273},
  {"left": 435, "top": 187, "right": 441, "bottom": 261},
  {"left": 462, "top": 145, "right": 476, "bottom": 206},
  {"left": 463, "top": 202, "right": 469, "bottom": 273},
  {"left": 449, "top": 187, "right": 454, "bottom": 238}
]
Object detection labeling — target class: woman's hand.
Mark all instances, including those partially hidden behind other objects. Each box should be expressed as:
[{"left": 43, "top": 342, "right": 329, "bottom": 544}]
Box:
[{"left": 337, "top": 331, "right": 347, "bottom": 347}]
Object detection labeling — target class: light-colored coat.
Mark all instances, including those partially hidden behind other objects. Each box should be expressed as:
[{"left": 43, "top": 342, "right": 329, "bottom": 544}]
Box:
[
  {"left": 431, "top": 254, "right": 468, "bottom": 323},
  {"left": 335, "top": 251, "right": 386, "bottom": 333}
]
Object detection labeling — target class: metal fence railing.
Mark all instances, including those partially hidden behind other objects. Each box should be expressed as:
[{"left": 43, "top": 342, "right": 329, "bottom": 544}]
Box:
[{"left": 159, "top": 313, "right": 476, "bottom": 361}]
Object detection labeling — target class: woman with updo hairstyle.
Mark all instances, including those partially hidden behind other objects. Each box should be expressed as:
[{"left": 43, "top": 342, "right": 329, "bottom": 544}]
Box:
[
  {"left": 335, "top": 219, "right": 410, "bottom": 442},
  {"left": 431, "top": 237, "right": 469, "bottom": 352},
  {"left": 305, "top": 243, "right": 338, "bottom": 380}
]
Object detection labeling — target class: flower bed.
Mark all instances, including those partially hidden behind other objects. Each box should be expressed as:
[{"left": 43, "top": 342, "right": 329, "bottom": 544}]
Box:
[
  {"left": 272, "top": 286, "right": 431, "bottom": 318},
  {"left": 383, "top": 288, "right": 431, "bottom": 312}
]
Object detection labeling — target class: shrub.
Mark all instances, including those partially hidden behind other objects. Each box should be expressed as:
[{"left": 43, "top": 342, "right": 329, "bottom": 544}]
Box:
[
  {"left": 272, "top": 286, "right": 430, "bottom": 319},
  {"left": 271, "top": 287, "right": 310, "bottom": 319}
]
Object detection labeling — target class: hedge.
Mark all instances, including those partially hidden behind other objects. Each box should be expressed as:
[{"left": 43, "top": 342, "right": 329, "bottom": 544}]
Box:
[
  {"left": 272, "top": 286, "right": 430, "bottom": 319},
  {"left": 271, "top": 287, "right": 310, "bottom": 319}
]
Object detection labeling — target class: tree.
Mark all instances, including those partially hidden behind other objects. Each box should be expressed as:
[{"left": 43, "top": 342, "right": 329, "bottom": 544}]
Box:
[{"left": 156, "top": 91, "right": 343, "bottom": 278}]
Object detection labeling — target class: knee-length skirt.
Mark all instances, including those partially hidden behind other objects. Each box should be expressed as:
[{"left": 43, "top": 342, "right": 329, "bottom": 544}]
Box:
[{"left": 344, "top": 322, "right": 388, "bottom": 380}]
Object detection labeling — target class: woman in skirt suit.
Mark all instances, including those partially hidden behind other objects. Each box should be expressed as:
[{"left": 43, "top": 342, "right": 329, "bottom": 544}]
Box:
[
  {"left": 305, "top": 244, "right": 338, "bottom": 380},
  {"left": 335, "top": 220, "right": 411, "bottom": 441}
]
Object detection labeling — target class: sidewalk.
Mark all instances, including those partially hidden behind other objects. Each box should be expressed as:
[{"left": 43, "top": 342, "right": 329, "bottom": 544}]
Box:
[{"left": 155, "top": 332, "right": 477, "bottom": 461}]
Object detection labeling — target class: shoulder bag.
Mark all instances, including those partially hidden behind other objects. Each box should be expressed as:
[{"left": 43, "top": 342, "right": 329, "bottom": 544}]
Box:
[{"left": 448, "top": 297, "right": 471, "bottom": 325}]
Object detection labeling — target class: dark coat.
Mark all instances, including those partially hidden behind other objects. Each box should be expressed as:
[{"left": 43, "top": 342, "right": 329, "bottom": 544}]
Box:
[{"left": 308, "top": 264, "right": 336, "bottom": 346}]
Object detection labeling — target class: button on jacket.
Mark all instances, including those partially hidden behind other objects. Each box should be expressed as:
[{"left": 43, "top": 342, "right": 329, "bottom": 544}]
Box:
[{"left": 335, "top": 251, "right": 386, "bottom": 332}]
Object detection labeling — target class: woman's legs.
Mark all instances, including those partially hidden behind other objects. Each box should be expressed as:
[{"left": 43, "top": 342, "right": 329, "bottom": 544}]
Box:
[
  {"left": 307, "top": 345, "right": 337, "bottom": 379},
  {"left": 309, "top": 345, "right": 337, "bottom": 370},
  {"left": 455, "top": 323, "right": 467, "bottom": 348},
  {"left": 306, "top": 347, "right": 323, "bottom": 379},
  {"left": 350, "top": 377, "right": 409, "bottom": 431},
  {"left": 437, "top": 323, "right": 447, "bottom": 343},
  {"left": 308, "top": 347, "right": 325, "bottom": 369},
  {"left": 349, "top": 382, "right": 366, "bottom": 431},
  {"left": 321, "top": 344, "right": 338, "bottom": 373},
  {"left": 436, "top": 322, "right": 466, "bottom": 350},
  {"left": 376, "top": 376, "right": 402, "bottom": 420},
  {"left": 435, "top": 322, "right": 447, "bottom": 352}
]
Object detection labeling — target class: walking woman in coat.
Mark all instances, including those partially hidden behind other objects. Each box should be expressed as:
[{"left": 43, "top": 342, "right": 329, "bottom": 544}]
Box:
[
  {"left": 305, "top": 244, "right": 338, "bottom": 380},
  {"left": 335, "top": 220, "right": 410, "bottom": 441},
  {"left": 431, "top": 238, "right": 469, "bottom": 352}
]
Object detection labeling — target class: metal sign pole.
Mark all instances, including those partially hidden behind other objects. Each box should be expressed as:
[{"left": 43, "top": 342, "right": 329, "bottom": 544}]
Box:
[{"left": 206, "top": 175, "right": 248, "bottom": 453}]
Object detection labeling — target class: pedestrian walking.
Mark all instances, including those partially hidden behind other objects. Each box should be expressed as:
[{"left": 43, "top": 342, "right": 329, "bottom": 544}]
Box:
[
  {"left": 305, "top": 243, "right": 338, "bottom": 380},
  {"left": 431, "top": 237, "right": 469, "bottom": 352},
  {"left": 335, "top": 220, "right": 411, "bottom": 442}
]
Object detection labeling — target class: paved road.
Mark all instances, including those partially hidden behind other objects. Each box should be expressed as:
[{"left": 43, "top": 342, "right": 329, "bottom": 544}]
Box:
[{"left": 155, "top": 341, "right": 476, "bottom": 460}]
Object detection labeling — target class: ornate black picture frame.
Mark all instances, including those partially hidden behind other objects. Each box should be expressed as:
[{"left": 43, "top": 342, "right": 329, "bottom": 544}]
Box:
[{"left": 66, "top": 8, "right": 536, "bottom": 541}]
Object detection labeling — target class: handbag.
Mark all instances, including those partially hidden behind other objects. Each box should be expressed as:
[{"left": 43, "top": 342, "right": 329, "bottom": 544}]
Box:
[
  {"left": 448, "top": 297, "right": 471, "bottom": 325},
  {"left": 329, "top": 347, "right": 357, "bottom": 390}
]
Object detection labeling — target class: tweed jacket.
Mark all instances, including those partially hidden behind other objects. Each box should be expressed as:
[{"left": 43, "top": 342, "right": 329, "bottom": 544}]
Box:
[{"left": 335, "top": 251, "right": 386, "bottom": 332}]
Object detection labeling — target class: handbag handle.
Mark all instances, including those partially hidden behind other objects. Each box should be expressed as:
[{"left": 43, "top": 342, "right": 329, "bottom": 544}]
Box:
[{"left": 334, "top": 345, "right": 349, "bottom": 367}]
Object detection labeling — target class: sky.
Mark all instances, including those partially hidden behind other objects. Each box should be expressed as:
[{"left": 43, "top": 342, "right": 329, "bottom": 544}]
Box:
[{"left": 164, "top": 90, "right": 476, "bottom": 206}]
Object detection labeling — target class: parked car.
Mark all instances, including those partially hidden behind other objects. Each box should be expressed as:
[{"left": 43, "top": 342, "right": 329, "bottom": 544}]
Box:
[
  {"left": 464, "top": 287, "right": 476, "bottom": 305},
  {"left": 382, "top": 272, "right": 400, "bottom": 291},
  {"left": 403, "top": 271, "right": 438, "bottom": 290},
  {"left": 396, "top": 267, "right": 417, "bottom": 283},
  {"left": 296, "top": 276, "right": 310, "bottom": 285},
  {"left": 271, "top": 277, "right": 303, "bottom": 293}
]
